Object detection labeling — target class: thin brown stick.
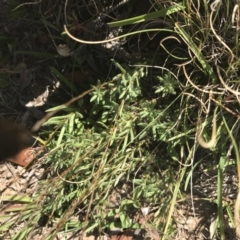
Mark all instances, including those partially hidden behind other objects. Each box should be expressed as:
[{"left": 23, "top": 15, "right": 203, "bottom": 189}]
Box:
[{"left": 31, "top": 80, "right": 113, "bottom": 132}]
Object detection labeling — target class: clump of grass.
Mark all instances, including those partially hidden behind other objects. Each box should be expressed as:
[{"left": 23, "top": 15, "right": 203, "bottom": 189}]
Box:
[
  {"left": 1, "top": 61, "right": 181, "bottom": 240},
  {"left": 1, "top": 0, "right": 240, "bottom": 239},
  {"left": 156, "top": 1, "right": 240, "bottom": 239}
]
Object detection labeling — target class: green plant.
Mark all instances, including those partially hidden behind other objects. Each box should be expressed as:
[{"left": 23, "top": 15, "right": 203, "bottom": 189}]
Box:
[{"left": 2, "top": 0, "right": 240, "bottom": 239}]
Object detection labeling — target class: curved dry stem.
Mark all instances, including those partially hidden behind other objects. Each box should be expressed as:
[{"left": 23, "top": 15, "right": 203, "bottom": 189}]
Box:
[
  {"left": 63, "top": 24, "right": 169, "bottom": 45},
  {"left": 210, "top": 96, "right": 240, "bottom": 119},
  {"left": 182, "top": 92, "right": 208, "bottom": 113},
  {"left": 12, "top": 0, "right": 42, "bottom": 11},
  {"left": 216, "top": 65, "right": 240, "bottom": 96},
  {"left": 210, "top": 0, "right": 222, "bottom": 11},
  {"left": 232, "top": 4, "right": 240, "bottom": 29},
  {"left": 210, "top": 8, "right": 234, "bottom": 64},
  {"left": 197, "top": 114, "right": 217, "bottom": 149},
  {"left": 183, "top": 65, "right": 223, "bottom": 94}
]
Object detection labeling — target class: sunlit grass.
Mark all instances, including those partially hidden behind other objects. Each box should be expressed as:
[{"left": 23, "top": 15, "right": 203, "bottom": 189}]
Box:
[{"left": 1, "top": 0, "right": 240, "bottom": 239}]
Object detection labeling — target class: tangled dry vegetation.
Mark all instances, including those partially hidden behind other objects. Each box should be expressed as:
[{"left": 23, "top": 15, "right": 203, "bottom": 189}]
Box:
[{"left": 1, "top": 0, "right": 240, "bottom": 239}]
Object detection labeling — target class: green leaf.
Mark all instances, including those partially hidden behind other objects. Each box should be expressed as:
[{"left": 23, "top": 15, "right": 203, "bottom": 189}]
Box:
[
  {"left": 108, "top": 4, "right": 184, "bottom": 27},
  {"left": 120, "top": 213, "right": 132, "bottom": 228}
]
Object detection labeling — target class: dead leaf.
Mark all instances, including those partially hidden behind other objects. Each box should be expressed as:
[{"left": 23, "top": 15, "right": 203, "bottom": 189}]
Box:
[
  {"left": 8, "top": 147, "right": 33, "bottom": 167},
  {"left": 25, "top": 86, "right": 49, "bottom": 107},
  {"left": 57, "top": 44, "right": 70, "bottom": 57}
]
